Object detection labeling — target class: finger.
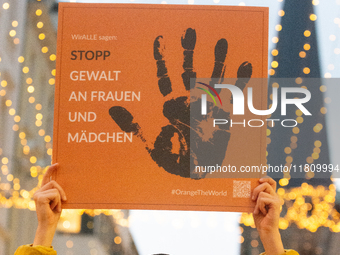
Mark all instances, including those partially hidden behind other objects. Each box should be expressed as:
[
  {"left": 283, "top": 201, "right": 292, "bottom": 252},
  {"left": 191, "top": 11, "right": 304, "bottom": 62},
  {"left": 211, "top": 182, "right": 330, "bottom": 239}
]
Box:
[
  {"left": 46, "top": 189, "right": 62, "bottom": 213},
  {"left": 259, "top": 198, "right": 268, "bottom": 215},
  {"left": 234, "top": 61, "right": 252, "bottom": 91},
  {"left": 252, "top": 182, "right": 276, "bottom": 201},
  {"left": 41, "top": 163, "right": 58, "bottom": 186},
  {"left": 254, "top": 202, "right": 260, "bottom": 215},
  {"left": 181, "top": 28, "right": 197, "bottom": 90},
  {"left": 259, "top": 176, "right": 277, "bottom": 191},
  {"left": 109, "top": 106, "right": 151, "bottom": 152},
  {"left": 39, "top": 180, "right": 67, "bottom": 201},
  {"left": 254, "top": 192, "right": 271, "bottom": 215},
  {"left": 210, "top": 39, "right": 228, "bottom": 94},
  {"left": 254, "top": 205, "right": 258, "bottom": 215},
  {"left": 154, "top": 36, "right": 172, "bottom": 96},
  {"left": 255, "top": 194, "right": 278, "bottom": 216},
  {"left": 254, "top": 192, "right": 268, "bottom": 215},
  {"left": 56, "top": 192, "right": 62, "bottom": 213},
  {"left": 35, "top": 189, "right": 61, "bottom": 213}
]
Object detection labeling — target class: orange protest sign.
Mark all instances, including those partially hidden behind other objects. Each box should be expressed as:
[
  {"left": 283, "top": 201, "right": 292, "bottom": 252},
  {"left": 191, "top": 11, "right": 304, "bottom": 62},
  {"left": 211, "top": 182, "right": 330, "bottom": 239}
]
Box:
[{"left": 53, "top": 3, "right": 268, "bottom": 211}]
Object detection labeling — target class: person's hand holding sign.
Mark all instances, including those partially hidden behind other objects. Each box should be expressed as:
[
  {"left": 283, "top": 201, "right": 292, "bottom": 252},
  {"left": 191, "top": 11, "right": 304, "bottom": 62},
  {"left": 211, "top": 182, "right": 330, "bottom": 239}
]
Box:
[
  {"left": 253, "top": 177, "right": 285, "bottom": 255},
  {"left": 33, "top": 164, "right": 67, "bottom": 247},
  {"left": 109, "top": 28, "right": 252, "bottom": 178}
]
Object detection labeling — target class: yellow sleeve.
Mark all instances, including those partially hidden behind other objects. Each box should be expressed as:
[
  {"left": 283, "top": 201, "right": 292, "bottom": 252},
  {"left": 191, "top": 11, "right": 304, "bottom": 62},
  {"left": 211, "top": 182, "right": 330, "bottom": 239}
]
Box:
[
  {"left": 259, "top": 249, "right": 299, "bottom": 255},
  {"left": 14, "top": 244, "right": 57, "bottom": 255}
]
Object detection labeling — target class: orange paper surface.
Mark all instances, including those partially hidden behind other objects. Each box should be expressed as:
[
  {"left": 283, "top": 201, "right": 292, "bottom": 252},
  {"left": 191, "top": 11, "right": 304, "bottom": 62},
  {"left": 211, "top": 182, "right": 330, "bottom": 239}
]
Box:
[{"left": 53, "top": 3, "right": 268, "bottom": 211}]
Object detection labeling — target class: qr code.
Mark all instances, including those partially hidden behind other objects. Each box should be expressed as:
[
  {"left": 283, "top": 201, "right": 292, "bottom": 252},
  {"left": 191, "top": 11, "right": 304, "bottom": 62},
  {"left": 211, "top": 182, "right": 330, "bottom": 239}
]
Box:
[{"left": 233, "top": 180, "right": 251, "bottom": 198}]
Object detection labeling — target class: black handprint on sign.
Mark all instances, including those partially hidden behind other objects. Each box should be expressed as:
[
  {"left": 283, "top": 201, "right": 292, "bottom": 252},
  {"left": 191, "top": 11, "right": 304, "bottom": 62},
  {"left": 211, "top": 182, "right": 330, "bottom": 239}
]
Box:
[{"left": 109, "top": 28, "right": 252, "bottom": 178}]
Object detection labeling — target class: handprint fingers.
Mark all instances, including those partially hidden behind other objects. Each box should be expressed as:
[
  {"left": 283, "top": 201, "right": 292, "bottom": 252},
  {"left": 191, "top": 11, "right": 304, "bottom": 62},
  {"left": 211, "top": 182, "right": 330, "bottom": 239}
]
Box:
[
  {"left": 154, "top": 36, "right": 172, "bottom": 96},
  {"left": 181, "top": 28, "right": 197, "bottom": 90},
  {"left": 227, "top": 61, "right": 253, "bottom": 104},
  {"left": 210, "top": 38, "right": 228, "bottom": 93},
  {"left": 109, "top": 106, "right": 151, "bottom": 152},
  {"left": 237, "top": 61, "right": 253, "bottom": 79},
  {"left": 235, "top": 61, "right": 253, "bottom": 91},
  {"left": 212, "top": 39, "right": 228, "bottom": 78},
  {"left": 110, "top": 29, "right": 250, "bottom": 179}
]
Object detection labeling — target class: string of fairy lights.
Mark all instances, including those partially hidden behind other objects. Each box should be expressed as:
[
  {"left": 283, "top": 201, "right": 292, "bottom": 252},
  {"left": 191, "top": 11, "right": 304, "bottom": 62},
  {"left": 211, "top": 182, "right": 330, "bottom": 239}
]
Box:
[
  {"left": 0, "top": 3, "right": 48, "bottom": 211},
  {"left": 266, "top": 1, "right": 330, "bottom": 184},
  {"left": 0, "top": 1, "right": 126, "bottom": 245},
  {"left": 257, "top": 0, "right": 340, "bottom": 235},
  {"left": 1, "top": 0, "right": 340, "bottom": 240}
]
